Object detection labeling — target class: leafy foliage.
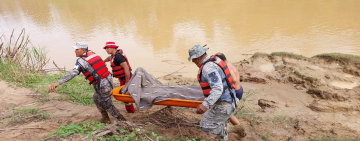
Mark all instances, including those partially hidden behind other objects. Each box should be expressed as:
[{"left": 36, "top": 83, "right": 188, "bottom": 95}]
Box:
[{"left": 53, "top": 121, "right": 107, "bottom": 137}]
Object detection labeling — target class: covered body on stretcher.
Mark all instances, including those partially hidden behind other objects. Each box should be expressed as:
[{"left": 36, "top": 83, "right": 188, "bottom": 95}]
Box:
[
  {"left": 111, "top": 67, "right": 206, "bottom": 111},
  {"left": 111, "top": 86, "right": 203, "bottom": 108}
]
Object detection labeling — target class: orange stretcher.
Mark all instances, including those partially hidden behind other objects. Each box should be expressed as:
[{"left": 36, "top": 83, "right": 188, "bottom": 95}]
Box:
[{"left": 111, "top": 86, "right": 202, "bottom": 108}]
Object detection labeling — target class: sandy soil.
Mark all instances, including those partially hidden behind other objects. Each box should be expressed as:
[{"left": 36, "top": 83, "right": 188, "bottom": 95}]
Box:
[{"left": 0, "top": 55, "right": 359, "bottom": 141}]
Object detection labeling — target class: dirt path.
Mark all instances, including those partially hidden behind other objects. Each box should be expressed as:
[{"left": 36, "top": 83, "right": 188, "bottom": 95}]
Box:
[
  {"left": 0, "top": 81, "right": 98, "bottom": 141},
  {"left": 1, "top": 54, "right": 360, "bottom": 141}
]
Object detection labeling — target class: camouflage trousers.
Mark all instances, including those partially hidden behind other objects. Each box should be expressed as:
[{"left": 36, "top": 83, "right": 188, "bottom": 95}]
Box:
[
  {"left": 92, "top": 77, "right": 121, "bottom": 119},
  {"left": 200, "top": 103, "right": 235, "bottom": 141}
]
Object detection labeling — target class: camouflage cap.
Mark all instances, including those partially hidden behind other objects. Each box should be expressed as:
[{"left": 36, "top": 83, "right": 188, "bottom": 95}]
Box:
[
  {"left": 72, "top": 42, "right": 88, "bottom": 49},
  {"left": 188, "top": 44, "right": 209, "bottom": 61}
]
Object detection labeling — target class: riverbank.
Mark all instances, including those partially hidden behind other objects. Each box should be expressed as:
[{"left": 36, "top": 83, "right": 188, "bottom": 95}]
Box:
[
  {"left": 232, "top": 52, "right": 360, "bottom": 140},
  {"left": 151, "top": 52, "right": 360, "bottom": 140},
  {"left": 1, "top": 52, "right": 360, "bottom": 141}
]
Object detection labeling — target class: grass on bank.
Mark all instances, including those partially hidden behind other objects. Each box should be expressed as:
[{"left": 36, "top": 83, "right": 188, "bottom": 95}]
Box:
[
  {"left": 0, "top": 29, "right": 94, "bottom": 105},
  {"left": 253, "top": 51, "right": 360, "bottom": 64},
  {"left": 313, "top": 53, "right": 360, "bottom": 64},
  {"left": 234, "top": 90, "right": 261, "bottom": 126},
  {"left": 1, "top": 108, "right": 50, "bottom": 124},
  {"left": 270, "top": 52, "right": 307, "bottom": 60},
  {"left": 253, "top": 52, "right": 307, "bottom": 60},
  {"left": 252, "top": 52, "right": 270, "bottom": 58},
  {"left": 46, "top": 121, "right": 210, "bottom": 141},
  {"left": 0, "top": 60, "right": 94, "bottom": 105}
]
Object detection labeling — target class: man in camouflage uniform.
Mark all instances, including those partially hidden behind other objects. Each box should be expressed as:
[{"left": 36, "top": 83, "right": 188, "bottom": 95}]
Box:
[
  {"left": 188, "top": 44, "right": 237, "bottom": 141},
  {"left": 48, "top": 42, "right": 125, "bottom": 123}
]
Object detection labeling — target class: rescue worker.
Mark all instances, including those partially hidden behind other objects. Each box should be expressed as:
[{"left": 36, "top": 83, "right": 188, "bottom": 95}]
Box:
[
  {"left": 48, "top": 42, "right": 125, "bottom": 123},
  {"left": 103, "top": 42, "right": 135, "bottom": 113},
  {"left": 188, "top": 44, "right": 237, "bottom": 141},
  {"left": 215, "top": 52, "right": 246, "bottom": 137}
]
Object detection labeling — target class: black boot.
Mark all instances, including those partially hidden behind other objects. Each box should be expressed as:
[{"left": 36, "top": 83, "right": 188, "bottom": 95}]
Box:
[
  {"left": 99, "top": 111, "right": 110, "bottom": 123},
  {"left": 116, "top": 113, "right": 126, "bottom": 121}
]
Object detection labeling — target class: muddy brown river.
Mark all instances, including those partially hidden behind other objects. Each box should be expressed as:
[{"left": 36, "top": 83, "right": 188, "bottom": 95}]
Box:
[{"left": 1, "top": 0, "right": 360, "bottom": 77}]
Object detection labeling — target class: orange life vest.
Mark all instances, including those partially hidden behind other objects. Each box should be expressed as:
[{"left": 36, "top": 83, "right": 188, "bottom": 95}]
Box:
[
  {"left": 81, "top": 51, "right": 110, "bottom": 85},
  {"left": 197, "top": 55, "right": 235, "bottom": 97},
  {"left": 110, "top": 49, "right": 132, "bottom": 79}
]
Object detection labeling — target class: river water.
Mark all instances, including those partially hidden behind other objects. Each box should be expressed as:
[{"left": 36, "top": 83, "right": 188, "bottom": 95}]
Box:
[{"left": 1, "top": 0, "right": 360, "bottom": 77}]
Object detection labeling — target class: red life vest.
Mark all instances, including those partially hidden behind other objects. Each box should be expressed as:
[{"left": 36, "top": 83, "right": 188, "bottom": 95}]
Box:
[
  {"left": 81, "top": 51, "right": 110, "bottom": 85},
  {"left": 197, "top": 55, "right": 235, "bottom": 97},
  {"left": 110, "top": 49, "right": 132, "bottom": 79}
]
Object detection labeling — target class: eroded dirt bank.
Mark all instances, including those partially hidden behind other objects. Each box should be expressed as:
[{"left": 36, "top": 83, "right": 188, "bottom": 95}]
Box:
[{"left": 160, "top": 53, "right": 360, "bottom": 140}]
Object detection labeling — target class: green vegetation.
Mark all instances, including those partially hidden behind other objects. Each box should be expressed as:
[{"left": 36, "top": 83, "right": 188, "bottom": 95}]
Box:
[
  {"left": 313, "top": 53, "right": 360, "bottom": 64},
  {"left": 253, "top": 51, "right": 360, "bottom": 64},
  {"left": 4, "top": 103, "right": 17, "bottom": 110},
  {"left": 233, "top": 91, "right": 262, "bottom": 135},
  {"left": 52, "top": 121, "right": 107, "bottom": 137},
  {"left": 47, "top": 121, "right": 209, "bottom": 141},
  {"left": 236, "top": 107, "right": 260, "bottom": 126},
  {"left": 0, "top": 60, "right": 94, "bottom": 105},
  {"left": 253, "top": 52, "right": 307, "bottom": 60},
  {"left": 252, "top": 52, "right": 270, "bottom": 58},
  {"left": 0, "top": 29, "right": 94, "bottom": 105},
  {"left": 4, "top": 30, "right": 360, "bottom": 141},
  {"left": 2, "top": 108, "right": 50, "bottom": 124},
  {"left": 234, "top": 90, "right": 261, "bottom": 125},
  {"left": 1, "top": 115, "right": 12, "bottom": 120},
  {"left": 270, "top": 52, "right": 307, "bottom": 60},
  {"left": 236, "top": 89, "right": 256, "bottom": 112},
  {"left": 106, "top": 133, "right": 209, "bottom": 141},
  {"left": 52, "top": 75, "right": 94, "bottom": 105},
  {"left": 0, "top": 29, "right": 48, "bottom": 73}
]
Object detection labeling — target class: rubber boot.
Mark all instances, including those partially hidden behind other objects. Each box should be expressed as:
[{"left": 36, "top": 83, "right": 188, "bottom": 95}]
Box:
[
  {"left": 99, "top": 111, "right": 110, "bottom": 123},
  {"left": 124, "top": 103, "right": 135, "bottom": 113},
  {"left": 117, "top": 113, "right": 126, "bottom": 121}
]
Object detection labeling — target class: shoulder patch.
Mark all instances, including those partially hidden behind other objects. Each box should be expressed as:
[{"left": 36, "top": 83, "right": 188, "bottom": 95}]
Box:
[
  {"left": 73, "top": 65, "right": 80, "bottom": 70},
  {"left": 73, "top": 61, "right": 81, "bottom": 70},
  {"left": 208, "top": 71, "right": 220, "bottom": 83}
]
